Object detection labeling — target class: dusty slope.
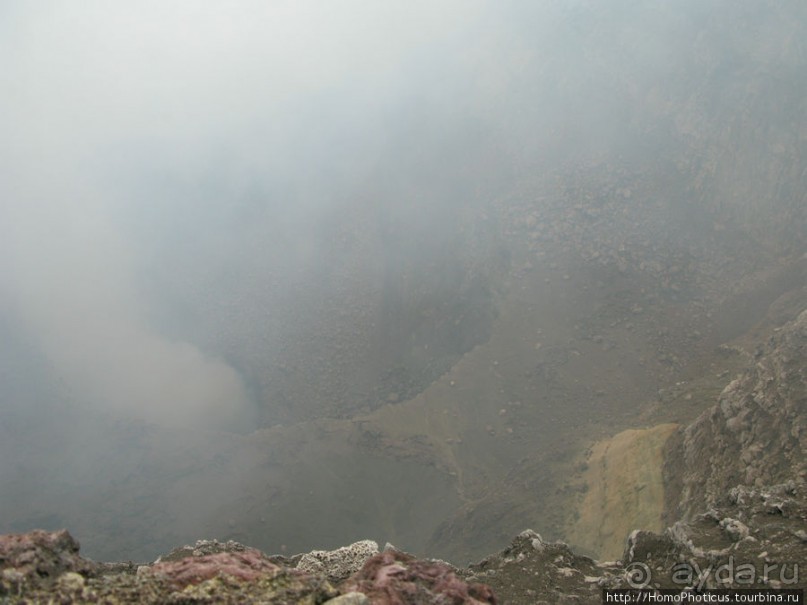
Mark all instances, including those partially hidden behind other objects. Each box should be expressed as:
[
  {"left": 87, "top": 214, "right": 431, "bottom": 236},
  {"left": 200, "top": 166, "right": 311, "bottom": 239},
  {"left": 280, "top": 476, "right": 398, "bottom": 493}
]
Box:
[{"left": 567, "top": 423, "right": 679, "bottom": 560}]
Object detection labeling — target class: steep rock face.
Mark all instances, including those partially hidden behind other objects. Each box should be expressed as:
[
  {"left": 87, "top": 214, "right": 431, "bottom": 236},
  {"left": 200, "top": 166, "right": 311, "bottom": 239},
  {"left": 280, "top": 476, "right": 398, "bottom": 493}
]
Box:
[{"left": 669, "top": 307, "right": 807, "bottom": 520}]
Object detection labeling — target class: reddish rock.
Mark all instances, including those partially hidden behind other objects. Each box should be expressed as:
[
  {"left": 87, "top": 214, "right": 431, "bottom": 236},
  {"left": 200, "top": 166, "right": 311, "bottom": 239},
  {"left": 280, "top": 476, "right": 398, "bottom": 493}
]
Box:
[
  {"left": 341, "top": 550, "right": 497, "bottom": 605},
  {"left": 148, "top": 549, "right": 281, "bottom": 588},
  {"left": 0, "top": 529, "right": 95, "bottom": 592}
]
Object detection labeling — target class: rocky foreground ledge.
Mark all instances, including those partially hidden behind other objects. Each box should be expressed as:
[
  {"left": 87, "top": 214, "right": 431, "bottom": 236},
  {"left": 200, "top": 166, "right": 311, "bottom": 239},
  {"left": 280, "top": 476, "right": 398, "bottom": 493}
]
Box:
[
  {"left": 2, "top": 530, "right": 492, "bottom": 604},
  {"left": 2, "top": 481, "right": 805, "bottom": 604}
]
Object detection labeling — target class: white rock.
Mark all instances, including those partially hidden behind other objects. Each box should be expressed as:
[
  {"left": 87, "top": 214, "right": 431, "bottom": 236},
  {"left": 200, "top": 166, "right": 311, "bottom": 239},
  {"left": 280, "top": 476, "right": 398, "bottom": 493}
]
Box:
[{"left": 297, "top": 540, "right": 379, "bottom": 581}]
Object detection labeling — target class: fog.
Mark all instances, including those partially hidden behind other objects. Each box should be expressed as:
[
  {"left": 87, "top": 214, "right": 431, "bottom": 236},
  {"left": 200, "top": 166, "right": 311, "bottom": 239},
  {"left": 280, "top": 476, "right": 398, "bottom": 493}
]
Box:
[
  {"left": 0, "top": 0, "right": 652, "bottom": 426},
  {"left": 2, "top": 1, "right": 477, "bottom": 427},
  {"left": 2, "top": 1, "right": 804, "bottom": 561}
]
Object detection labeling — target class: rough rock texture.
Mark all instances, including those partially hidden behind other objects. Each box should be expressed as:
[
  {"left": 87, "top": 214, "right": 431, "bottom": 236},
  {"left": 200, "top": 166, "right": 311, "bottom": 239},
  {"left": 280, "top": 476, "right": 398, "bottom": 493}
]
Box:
[
  {"left": 147, "top": 550, "right": 281, "bottom": 588},
  {"left": 622, "top": 482, "right": 807, "bottom": 590},
  {"left": 341, "top": 549, "right": 497, "bottom": 605},
  {"left": 297, "top": 539, "right": 379, "bottom": 582},
  {"left": 4, "top": 481, "right": 803, "bottom": 603},
  {"left": 671, "top": 308, "right": 807, "bottom": 520},
  {"left": 3, "top": 481, "right": 806, "bottom": 602},
  {"left": 465, "top": 482, "right": 807, "bottom": 600},
  {"left": 0, "top": 529, "right": 95, "bottom": 595},
  {"left": 465, "top": 306, "right": 807, "bottom": 601},
  {"left": 0, "top": 532, "right": 494, "bottom": 604},
  {"left": 0, "top": 532, "right": 339, "bottom": 604},
  {"left": 461, "top": 530, "right": 624, "bottom": 604}
]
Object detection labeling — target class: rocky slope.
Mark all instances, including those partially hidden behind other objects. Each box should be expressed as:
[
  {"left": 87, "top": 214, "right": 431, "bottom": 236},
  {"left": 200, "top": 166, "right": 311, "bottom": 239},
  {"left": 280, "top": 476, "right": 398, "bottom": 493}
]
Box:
[
  {"left": 671, "top": 309, "right": 807, "bottom": 519},
  {"left": 2, "top": 2, "right": 807, "bottom": 601},
  {"left": 3, "top": 302, "right": 805, "bottom": 603},
  {"left": 3, "top": 0, "right": 807, "bottom": 569}
]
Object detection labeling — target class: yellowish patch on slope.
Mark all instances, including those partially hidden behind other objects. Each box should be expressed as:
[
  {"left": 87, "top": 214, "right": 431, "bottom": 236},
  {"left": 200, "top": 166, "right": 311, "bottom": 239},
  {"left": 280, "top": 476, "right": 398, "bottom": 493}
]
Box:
[{"left": 569, "top": 423, "right": 679, "bottom": 561}]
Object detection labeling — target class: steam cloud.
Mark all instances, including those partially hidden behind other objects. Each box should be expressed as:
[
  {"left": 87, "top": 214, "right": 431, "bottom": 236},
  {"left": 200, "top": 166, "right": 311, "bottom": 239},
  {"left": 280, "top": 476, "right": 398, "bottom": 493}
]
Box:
[{"left": 0, "top": 0, "right": 488, "bottom": 428}]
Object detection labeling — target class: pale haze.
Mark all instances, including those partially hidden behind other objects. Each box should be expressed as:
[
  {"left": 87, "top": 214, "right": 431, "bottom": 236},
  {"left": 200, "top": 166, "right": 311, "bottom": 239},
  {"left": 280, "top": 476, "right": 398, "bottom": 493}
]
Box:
[{"left": 1, "top": 1, "right": 804, "bottom": 563}]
